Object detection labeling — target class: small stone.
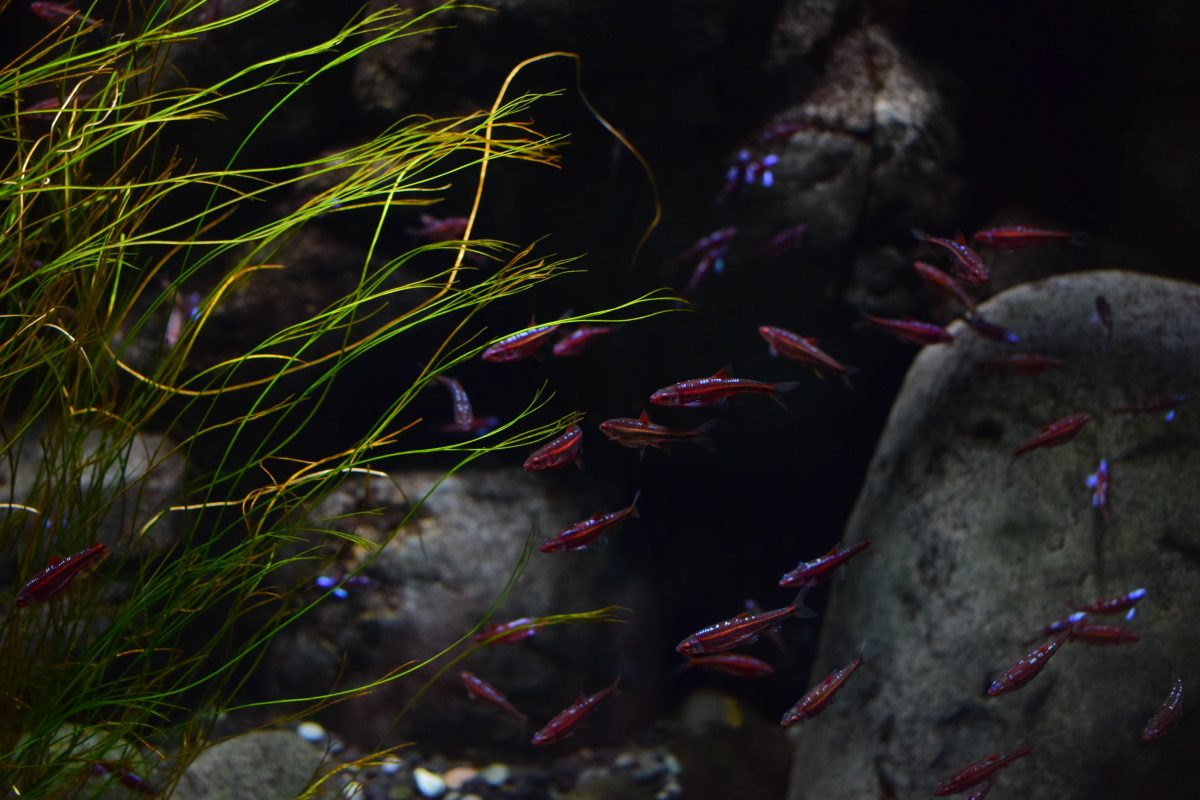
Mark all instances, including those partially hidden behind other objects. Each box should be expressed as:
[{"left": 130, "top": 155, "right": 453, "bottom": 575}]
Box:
[
  {"left": 442, "top": 766, "right": 477, "bottom": 791},
  {"left": 656, "top": 779, "right": 683, "bottom": 800},
  {"left": 342, "top": 779, "right": 365, "bottom": 799},
  {"left": 413, "top": 767, "right": 446, "bottom": 798},
  {"left": 614, "top": 752, "right": 637, "bottom": 770},
  {"left": 663, "top": 754, "right": 682, "bottom": 777},
  {"left": 295, "top": 721, "right": 326, "bottom": 744},
  {"left": 379, "top": 755, "right": 404, "bottom": 775},
  {"left": 460, "top": 795, "right": 484, "bottom": 800},
  {"left": 477, "top": 763, "right": 510, "bottom": 787}
]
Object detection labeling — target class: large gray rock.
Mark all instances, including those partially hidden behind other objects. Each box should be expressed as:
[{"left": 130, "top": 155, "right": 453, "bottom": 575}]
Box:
[{"left": 787, "top": 270, "right": 1200, "bottom": 799}]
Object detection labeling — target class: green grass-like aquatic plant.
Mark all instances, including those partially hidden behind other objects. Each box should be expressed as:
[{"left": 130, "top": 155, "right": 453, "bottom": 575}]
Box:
[{"left": 0, "top": 1, "right": 672, "bottom": 795}]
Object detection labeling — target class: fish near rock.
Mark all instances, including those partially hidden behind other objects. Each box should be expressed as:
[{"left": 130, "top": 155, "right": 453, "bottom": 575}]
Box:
[{"left": 784, "top": 271, "right": 1200, "bottom": 800}]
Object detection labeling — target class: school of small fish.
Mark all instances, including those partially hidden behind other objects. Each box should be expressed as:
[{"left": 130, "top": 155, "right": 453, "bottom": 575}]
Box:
[
  {"left": 432, "top": 132, "right": 1191, "bottom": 793},
  {"left": 8, "top": 61, "right": 1188, "bottom": 792}
]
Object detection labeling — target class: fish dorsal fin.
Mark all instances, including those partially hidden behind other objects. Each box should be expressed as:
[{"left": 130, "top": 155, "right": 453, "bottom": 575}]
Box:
[
  {"left": 954, "top": 230, "right": 967, "bottom": 246},
  {"left": 589, "top": 512, "right": 605, "bottom": 521},
  {"left": 638, "top": 409, "right": 651, "bottom": 423},
  {"left": 713, "top": 365, "right": 733, "bottom": 379}
]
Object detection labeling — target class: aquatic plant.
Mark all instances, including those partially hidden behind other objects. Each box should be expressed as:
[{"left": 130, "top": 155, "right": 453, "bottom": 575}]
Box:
[{"left": 0, "top": 1, "right": 670, "bottom": 795}]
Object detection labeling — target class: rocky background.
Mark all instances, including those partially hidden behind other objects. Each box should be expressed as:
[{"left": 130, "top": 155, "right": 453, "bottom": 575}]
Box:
[{"left": 6, "top": 0, "right": 1199, "bottom": 798}]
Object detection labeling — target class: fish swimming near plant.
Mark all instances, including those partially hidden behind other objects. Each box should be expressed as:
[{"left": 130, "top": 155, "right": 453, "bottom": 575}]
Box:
[
  {"left": 433, "top": 375, "right": 497, "bottom": 435},
  {"left": 552, "top": 325, "right": 613, "bottom": 357},
  {"left": 482, "top": 315, "right": 565, "bottom": 362},
  {"left": 15, "top": 542, "right": 109, "bottom": 607},
  {"left": 523, "top": 423, "right": 583, "bottom": 471},
  {"left": 30, "top": 2, "right": 105, "bottom": 28},
  {"left": 461, "top": 670, "right": 528, "bottom": 722},
  {"left": 474, "top": 617, "right": 546, "bottom": 646},
  {"left": 540, "top": 492, "right": 640, "bottom": 553},
  {"left": 598, "top": 410, "right": 716, "bottom": 459},
  {"left": 531, "top": 678, "right": 619, "bottom": 746}
]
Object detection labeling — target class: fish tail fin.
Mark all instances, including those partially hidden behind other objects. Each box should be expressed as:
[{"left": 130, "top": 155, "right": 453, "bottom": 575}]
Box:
[
  {"left": 574, "top": 455, "right": 585, "bottom": 471},
  {"left": 910, "top": 227, "right": 931, "bottom": 243},
  {"left": 771, "top": 381, "right": 802, "bottom": 409},
  {"left": 691, "top": 418, "right": 718, "bottom": 450},
  {"left": 629, "top": 490, "right": 642, "bottom": 517},
  {"left": 789, "top": 586, "right": 817, "bottom": 619},
  {"left": 840, "top": 367, "right": 860, "bottom": 391}
]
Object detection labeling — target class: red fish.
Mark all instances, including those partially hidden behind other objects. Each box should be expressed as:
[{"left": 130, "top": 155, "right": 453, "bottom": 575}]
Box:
[
  {"left": 962, "top": 315, "right": 1019, "bottom": 344},
  {"left": 913, "top": 260, "right": 976, "bottom": 313},
  {"left": 911, "top": 228, "right": 990, "bottom": 284},
  {"left": 1010, "top": 413, "right": 1089, "bottom": 460},
  {"left": 780, "top": 655, "right": 863, "bottom": 726},
  {"left": 15, "top": 543, "right": 109, "bottom": 607},
  {"left": 552, "top": 325, "right": 613, "bottom": 357},
  {"left": 964, "top": 780, "right": 995, "bottom": 800},
  {"left": 531, "top": 678, "right": 619, "bottom": 746},
  {"left": 681, "top": 653, "right": 774, "bottom": 678},
  {"left": 1113, "top": 393, "right": 1187, "bottom": 422},
  {"left": 758, "top": 326, "right": 854, "bottom": 386},
  {"left": 983, "top": 353, "right": 1064, "bottom": 375},
  {"left": 650, "top": 367, "right": 799, "bottom": 409},
  {"left": 30, "top": 2, "right": 104, "bottom": 27},
  {"left": 679, "top": 228, "right": 738, "bottom": 292},
  {"left": 778, "top": 540, "right": 871, "bottom": 589},
  {"left": 523, "top": 424, "right": 583, "bottom": 471},
  {"left": 865, "top": 315, "right": 954, "bottom": 346},
  {"left": 460, "top": 670, "right": 527, "bottom": 722},
  {"left": 1022, "top": 611, "right": 1087, "bottom": 646},
  {"left": 407, "top": 214, "right": 469, "bottom": 242},
  {"left": 1084, "top": 458, "right": 1111, "bottom": 521},
  {"left": 987, "top": 629, "right": 1072, "bottom": 696},
  {"left": 972, "top": 225, "right": 1072, "bottom": 249},
  {"left": 1073, "top": 587, "right": 1145, "bottom": 618},
  {"left": 433, "top": 375, "right": 497, "bottom": 435},
  {"left": 540, "top": 492, "right": 640, "bottom": 553},
  {"left": 481, "top": 317, "right": 563, "bottom": 362},
  {"left": 759, "top": 223, "right": 807, "bottom": 258},
  {"left": 676, "top": 590, "right": 813, "bottom": 655},
  {"left": 1069, "top": 623, "right": 1140, "bottom": 645},
  {"left": 598, "top": 410, "right": 716, "bottom": 459},
  {"left": 1142, "top": 675, "right": 1184, "bottom": 741},
  {"left": 933, "top": 744, "right": 1032, "bottom": 796},
  {"left": 474, "top": 617, "right": 545, "bottom": 646},
  {"left": 716, "top": 151, "right": 777, "bottom": 202}
]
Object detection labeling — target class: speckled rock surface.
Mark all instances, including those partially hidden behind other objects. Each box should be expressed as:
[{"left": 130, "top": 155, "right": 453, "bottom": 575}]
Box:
[
  {"left": 787, "top": 270, "right": 1200, "bottom": 799},
  {"left": 171, "top": 730, "right": 330, "bottom": 800}
]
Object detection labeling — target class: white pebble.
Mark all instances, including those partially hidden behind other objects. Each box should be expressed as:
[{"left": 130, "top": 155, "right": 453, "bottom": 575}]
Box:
[
  {"left": 341, "top": 779, "right": 364, "bottom": 799},
  {"left": 478, "top": 763, "right": 510, "bottom": 787},
  {"left": 379, "top": 755, "right": 404, "bottom": 775},
  {"left": 296, "top": 721, "right": 326, "bottom": 744},
  {"left": 663, "top": 753, "right": 682, "bottom": 777},
  {"left": 413, "top": 767, "right": 447, "bottom": 798}
]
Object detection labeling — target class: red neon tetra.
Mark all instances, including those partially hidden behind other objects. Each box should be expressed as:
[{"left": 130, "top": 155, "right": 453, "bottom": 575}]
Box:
[
  {"left": 933, "top": 744, "right": 1032, "bottom": 796},
  {"left": 1010, "top": 413, "right": 1089, "bottom": 460},
  {"left": 523, "top": 424, "right": 583, "bottom": 471},
  {"left": 531, "top": 678, "right": 619, "bottom": 746},
  {"left": 780, "top": 655, "right": 863, "bottom": 726},
  {"left": 15, "top": 543, "right": 109, "bottom": 607}
]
